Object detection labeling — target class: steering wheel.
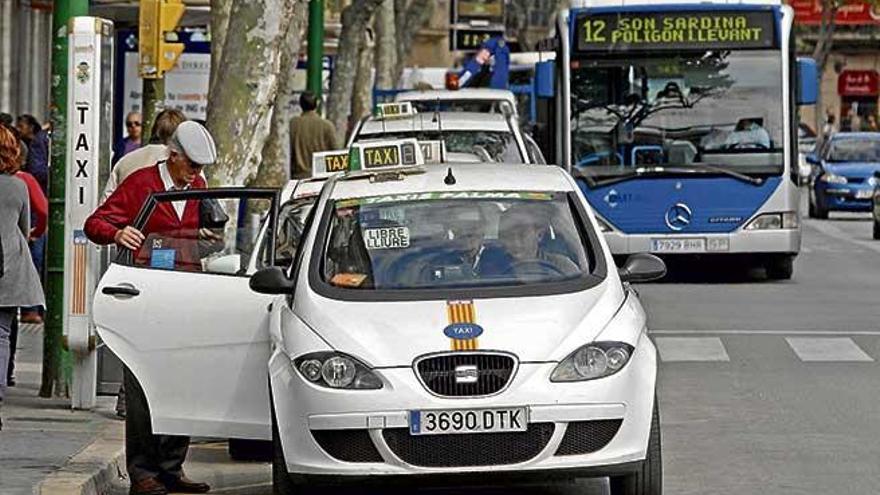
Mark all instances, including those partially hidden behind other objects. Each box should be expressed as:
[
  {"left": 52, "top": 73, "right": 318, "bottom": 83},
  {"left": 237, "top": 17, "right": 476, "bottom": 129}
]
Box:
[
  {"left": 723, "top": 141, "right": 770, "bottom": 151},
  {"left": 510, "top": 259, "right": 565, "bottom": 278}
]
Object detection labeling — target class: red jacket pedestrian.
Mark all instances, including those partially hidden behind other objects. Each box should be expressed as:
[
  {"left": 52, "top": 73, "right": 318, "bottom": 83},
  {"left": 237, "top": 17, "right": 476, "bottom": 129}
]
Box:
[
  {"left": 83, "top": 120, "right": 216, "bottom": 495},
  {"left": 14, "top": 170, "right": 47, "bottom": 238}
]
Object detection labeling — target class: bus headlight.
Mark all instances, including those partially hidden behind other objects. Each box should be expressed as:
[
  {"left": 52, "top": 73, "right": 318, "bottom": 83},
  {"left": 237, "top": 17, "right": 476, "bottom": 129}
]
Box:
[
  {"left": 868, "top": 176, "right": 879, "bottom": 187},
  {"left": 745, "top": 212, "right": 799, "bottom": 230},
  {"left": 820, "top": 173, "right": 848, "bottom": 185},
  {"left": 596, "top": 216, "right": 614, "bottom": 233}
]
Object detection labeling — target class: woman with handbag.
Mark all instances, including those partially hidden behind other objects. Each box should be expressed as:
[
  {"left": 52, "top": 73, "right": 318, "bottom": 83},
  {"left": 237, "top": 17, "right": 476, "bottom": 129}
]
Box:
[{"left": 0, "top": 124, "right": 45, "bottom": 429}]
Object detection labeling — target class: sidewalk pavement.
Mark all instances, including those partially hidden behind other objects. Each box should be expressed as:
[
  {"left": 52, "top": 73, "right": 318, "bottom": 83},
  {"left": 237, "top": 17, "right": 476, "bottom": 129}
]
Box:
[{"left": 0, "top": 323, "right": 271, "bottom": 495}]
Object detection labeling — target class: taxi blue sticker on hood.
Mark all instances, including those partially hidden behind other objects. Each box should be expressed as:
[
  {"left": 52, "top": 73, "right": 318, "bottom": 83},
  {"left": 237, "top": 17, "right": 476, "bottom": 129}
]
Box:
[{"left": 446, "top": 300, "right": 480, "bottom": 351}]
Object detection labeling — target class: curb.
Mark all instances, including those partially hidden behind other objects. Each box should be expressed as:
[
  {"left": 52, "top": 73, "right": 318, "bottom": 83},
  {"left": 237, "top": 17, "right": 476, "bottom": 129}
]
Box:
[{"left": 34, "top": 420, "right": 125, "bottom": 495}]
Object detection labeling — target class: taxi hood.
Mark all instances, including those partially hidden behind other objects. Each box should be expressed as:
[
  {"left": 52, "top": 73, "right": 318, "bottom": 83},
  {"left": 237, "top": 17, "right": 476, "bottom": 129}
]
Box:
[{"left": 292, "top": 280, "right": 626, "bottom": 366}]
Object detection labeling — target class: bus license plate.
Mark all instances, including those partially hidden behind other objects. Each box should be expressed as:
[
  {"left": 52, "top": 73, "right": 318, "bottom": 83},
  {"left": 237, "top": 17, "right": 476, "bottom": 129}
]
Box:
[
  {"left": 409, "top": 408, "right": 528, "bottom": 436},
  {"left": 651, "top": 238, "right": 706, "bottom": 253}
]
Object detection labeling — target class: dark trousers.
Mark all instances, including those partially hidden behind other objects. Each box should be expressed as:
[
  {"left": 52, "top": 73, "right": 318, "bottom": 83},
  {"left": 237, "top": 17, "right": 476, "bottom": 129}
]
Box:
[
  {"left": 123, "top": 367, "right": 190, "bottom": 483},
  {"left": 6, "top": 313, "right": 16, "bottom": 381}
]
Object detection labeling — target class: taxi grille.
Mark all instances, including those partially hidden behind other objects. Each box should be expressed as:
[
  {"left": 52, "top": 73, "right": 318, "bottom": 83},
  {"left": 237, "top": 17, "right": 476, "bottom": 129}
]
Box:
[
  {"left": 311, "top": 429, "right": 383, "bottom": 463},
  {"left": 415, "top": 352, "right": 516, "bottom": 397},
  {"left": 554, "top": 419, "right": 623, "bottom": 456},
  {"left": 382, "top": 423, "right": 554, "bottom": 467}
]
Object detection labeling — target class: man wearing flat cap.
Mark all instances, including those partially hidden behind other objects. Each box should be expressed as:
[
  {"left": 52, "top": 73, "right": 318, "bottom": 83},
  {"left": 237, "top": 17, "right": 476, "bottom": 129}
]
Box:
[{"left": 85, "top": 120, "right": 215, "bottom": 495}]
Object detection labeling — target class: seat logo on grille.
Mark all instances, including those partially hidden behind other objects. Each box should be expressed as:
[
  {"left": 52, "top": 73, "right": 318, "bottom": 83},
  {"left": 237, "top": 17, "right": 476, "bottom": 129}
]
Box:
[
  {"left": 454, "top": 364, "right": 479, "bottom": 384},
  {"left": 443, "top": 323, "right": 484, "bottom": 340}
]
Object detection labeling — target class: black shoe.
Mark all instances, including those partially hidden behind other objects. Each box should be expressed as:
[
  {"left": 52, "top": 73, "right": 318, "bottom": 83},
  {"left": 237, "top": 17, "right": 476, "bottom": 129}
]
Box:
[{"left": 6, "top": 375, "right": 15, "bottom": 387}]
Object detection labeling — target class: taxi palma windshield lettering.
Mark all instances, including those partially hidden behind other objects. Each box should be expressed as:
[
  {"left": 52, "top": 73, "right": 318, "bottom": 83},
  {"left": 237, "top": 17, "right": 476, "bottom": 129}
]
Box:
[{"left": 575, "top": 11, "right": 775, "bottom": 52}]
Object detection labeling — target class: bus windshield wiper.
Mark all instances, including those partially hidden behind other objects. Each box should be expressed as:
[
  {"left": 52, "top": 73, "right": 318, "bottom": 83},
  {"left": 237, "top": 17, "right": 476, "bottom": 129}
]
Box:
[{"left": 582, "top": 165, "right": 764, "bottom": 188}]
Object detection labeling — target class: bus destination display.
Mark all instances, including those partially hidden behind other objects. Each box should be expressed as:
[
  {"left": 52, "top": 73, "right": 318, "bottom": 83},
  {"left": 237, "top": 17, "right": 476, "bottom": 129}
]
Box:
[{"left": 575, "top": 11, "right": 776, "bottom": 52}]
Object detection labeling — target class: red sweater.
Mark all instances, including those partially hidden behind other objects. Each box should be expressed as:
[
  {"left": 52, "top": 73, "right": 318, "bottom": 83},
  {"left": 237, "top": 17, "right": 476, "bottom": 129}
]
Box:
[
  {"left": 85, "top": 165, "right": 206, "bottom": 270},
  {"left": 15, "top": 171, "right": 48, "bottom": 238}
]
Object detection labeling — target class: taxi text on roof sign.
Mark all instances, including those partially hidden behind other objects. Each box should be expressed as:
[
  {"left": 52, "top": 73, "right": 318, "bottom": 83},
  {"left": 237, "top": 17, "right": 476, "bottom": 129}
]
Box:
[
  {"left": 373, "top": 101, "right": 417, "bottom": 120},
  {"left": 349, "top": 138, "right": 425, "bottom": 171},
  {"left": 312, "top": 150, "right": 351, "bottom": 177},
  {"left": 574, "top": 10, "right": 776, "bottom": 52}
]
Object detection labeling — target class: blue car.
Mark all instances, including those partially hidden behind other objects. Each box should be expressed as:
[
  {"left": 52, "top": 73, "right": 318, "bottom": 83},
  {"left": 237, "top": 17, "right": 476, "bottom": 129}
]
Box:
[{"left": 808, "top": 132, "right": 880, "bottom": 219}]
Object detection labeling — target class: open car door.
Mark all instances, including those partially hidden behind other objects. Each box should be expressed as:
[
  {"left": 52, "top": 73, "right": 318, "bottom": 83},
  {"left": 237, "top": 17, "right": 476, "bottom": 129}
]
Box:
[{"left": 93, "top": 188, "right": 280, "bottom": 440}]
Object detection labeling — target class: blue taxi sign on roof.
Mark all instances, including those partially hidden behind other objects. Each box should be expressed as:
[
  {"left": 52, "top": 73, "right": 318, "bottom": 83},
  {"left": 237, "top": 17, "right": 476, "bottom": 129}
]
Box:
[{"left": 373, "top": 101, "right": 417, "bottom": 120}]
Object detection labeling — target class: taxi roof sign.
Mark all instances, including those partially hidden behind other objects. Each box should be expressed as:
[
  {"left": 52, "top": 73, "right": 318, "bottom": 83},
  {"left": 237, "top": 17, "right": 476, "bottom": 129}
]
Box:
[
  {"left": 418, "top": 140, "right": 447, "bottom": 164},
  {"left": 312, "top": 149, "right": 351, "bottom": 178},
  {"left": 373, "top": 101, "right": 417, "bottom": 120},
  {"left": 350, "top": 138, "right": 425, "bottom": 171}
]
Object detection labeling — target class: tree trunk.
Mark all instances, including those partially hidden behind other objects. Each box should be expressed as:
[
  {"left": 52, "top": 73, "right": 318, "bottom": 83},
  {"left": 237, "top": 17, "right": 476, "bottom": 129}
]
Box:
[
  {"left": 209, "top": 0, "right": 233, "bottom": 98},
  {"left": 326, "top": 0, "right": 384, "bottom": 145},
  {"left": 205, "top": 0, "right": 296, "bottom": 186},
  {"left": 811, "top": 0, "right": 839, "bottom": 132},
  {"left": 374, "top": 0, "right": 396, "bottom": 90},
  {"left": 352, "top": 29, "right": 376, "bottom": 122},
  {"left": 251, "top": 0, "right": 308, "bottom": 188},
  {"left": 392, "top": 0, "right": 434, "bottom": 86}
]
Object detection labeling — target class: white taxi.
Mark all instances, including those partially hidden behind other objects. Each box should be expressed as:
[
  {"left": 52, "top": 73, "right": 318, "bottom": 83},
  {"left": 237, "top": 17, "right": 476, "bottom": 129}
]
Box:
[
  {"left": 93, "top": 154, "right": 665, "bottom": 495},
  {"left": 348, "top": 102, "right": 546, "bottom": 165}
]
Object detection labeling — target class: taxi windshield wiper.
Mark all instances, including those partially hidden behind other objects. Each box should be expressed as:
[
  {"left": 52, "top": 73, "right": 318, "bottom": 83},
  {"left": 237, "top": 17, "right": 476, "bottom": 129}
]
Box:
[{"left": 583, "top": 165, "right": 764, "bottom": 188}]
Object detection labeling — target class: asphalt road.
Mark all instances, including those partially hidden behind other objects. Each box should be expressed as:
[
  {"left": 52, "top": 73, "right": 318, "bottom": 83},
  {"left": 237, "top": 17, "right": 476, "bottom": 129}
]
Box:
[{"left": 289, "top": 208, "right": 880, "bottom": 495}]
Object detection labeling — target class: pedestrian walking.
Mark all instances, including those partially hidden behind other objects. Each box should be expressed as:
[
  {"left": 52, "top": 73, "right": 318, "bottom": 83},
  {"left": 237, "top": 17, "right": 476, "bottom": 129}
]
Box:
[
  {"left": 0, "top": 125, "right": 45, "bottom": 430},
  {"left": 289, "top": 91, "right": 338, "bottom": 179},
  {"left": 84, "top": 121, "right": 215, "bottom": 495},
  {"left": 103, "top": 109, "right": 186, "bottom": 202},
  {"left": 15, "top": 114, "right": 49, "bottom": 193},
  {"left": 112, "top": 112, "right": 143, "bottom": 166},
  {"left": 864, "top": 114, "right": 879, "bottom": 132}
]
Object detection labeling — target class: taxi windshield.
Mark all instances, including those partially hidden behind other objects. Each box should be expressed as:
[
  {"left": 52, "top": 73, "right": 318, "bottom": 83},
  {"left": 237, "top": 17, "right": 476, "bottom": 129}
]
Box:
[
  {"left": 358, "top": 130, "right": 524, "bottom": 163},
  {"left": 319, "top": 192, "right": 593, "bottom": 291}
]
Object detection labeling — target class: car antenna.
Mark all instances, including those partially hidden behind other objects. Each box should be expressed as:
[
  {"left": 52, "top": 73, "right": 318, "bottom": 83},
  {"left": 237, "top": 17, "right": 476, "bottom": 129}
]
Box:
[
  {"left": 444, "top": 167, "right": 456, "bottom": 185},
  {"left": 432, "top": 97, "right": 445, "bottom": 145}
]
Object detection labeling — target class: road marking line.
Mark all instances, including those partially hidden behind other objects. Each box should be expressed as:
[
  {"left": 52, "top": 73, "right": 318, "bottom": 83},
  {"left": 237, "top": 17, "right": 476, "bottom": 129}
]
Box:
[
  {"left": 786, "top": 337, "right": 874, "bottom": 362},
  {"left": 654, "top": 337, "right": 730, "bottom": 362},
  {"left": 650, "top": 329, "right": 880, "bottom": 336},
  {"left": 804, "top": 219, "right": 880, "bottom": 254}
]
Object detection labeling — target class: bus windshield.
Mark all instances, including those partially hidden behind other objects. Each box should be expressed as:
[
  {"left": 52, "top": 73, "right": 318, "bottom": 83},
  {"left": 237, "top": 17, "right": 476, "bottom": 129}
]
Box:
[{"left": 570, "top": 50, "right": 784, "bottom": 178}]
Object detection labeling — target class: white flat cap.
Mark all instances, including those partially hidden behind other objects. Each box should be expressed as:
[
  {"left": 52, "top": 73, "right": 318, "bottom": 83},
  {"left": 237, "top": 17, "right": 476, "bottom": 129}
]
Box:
[{"left": 171, "top": 121, "right": 217, "bottom": 165}]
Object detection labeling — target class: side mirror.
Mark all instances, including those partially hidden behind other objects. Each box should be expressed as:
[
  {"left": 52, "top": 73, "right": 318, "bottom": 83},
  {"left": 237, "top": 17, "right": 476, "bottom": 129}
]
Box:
[
  {"left": 250, "top": 266, "right": 295, "bottom": 295},
  {"left": 874, "top": 170, "right": 880, "bottom": 180},
  {"left": 618, "top": 253, "right": 667, "bottom": 283},
  {"left": 796, "top": 58, "right": 818, "bottom": 106},
  {"left": 535, "top": 61, "right": 555, "bottom": 98}
]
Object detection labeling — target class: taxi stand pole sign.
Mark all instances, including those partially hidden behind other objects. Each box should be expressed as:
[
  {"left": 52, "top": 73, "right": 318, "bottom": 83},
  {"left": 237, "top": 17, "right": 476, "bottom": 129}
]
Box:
[{"left": 64, "top": 17, "right": 114, "bottom": 410}]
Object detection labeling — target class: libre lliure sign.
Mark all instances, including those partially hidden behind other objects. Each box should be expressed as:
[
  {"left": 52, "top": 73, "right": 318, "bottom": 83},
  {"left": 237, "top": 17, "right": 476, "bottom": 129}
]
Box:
[{"left": 575, "top": 11, "right": 777, "bottom": 52}]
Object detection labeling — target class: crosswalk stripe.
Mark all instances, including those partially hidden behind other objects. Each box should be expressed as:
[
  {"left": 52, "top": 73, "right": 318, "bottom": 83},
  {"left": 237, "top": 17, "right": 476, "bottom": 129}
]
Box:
[
  {"left": 654, "top": 337, "right": 730, "bottom": 362},
  {"left": 785, "top": 337, "right": 874, "bottom": 362}
]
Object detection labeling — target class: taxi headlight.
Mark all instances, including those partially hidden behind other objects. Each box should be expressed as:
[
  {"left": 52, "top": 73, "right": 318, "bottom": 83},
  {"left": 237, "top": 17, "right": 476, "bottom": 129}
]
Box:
[
  {"left": 294, "top": 352, "right": 383, "bottom": 390},
  {"left": 744, "top": 212, "right": 799, "bottom": 230},
  {"left": 550, "top": 342, "right": 634, "bottom": 382},
  {"left": 820, "top": 173, "right": 847, "bottom": 185}
]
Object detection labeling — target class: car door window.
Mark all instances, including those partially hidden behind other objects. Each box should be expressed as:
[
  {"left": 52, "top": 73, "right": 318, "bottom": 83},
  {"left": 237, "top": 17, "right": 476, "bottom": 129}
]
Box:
[
  {"left": 120, "top": 189, "right": 278, "bottom": 277},
  {"left": 259, "top": 196, "right": 318, "bottom": 269}
]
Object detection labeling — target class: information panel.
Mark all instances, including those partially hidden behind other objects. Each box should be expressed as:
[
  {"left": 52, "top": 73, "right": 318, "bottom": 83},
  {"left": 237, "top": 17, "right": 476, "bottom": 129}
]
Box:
[{"left": 574, "top": 11, "right": 776, "bottom": 52}]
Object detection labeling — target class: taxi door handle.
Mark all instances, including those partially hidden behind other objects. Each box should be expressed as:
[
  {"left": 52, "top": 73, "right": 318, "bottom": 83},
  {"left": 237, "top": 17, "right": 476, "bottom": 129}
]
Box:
[{"left": 102, "top": 285, "right": 141, "bottom": 297}]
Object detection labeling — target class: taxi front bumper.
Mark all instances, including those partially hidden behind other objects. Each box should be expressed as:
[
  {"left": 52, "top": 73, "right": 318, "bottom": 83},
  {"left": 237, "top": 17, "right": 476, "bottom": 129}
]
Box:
[
  {"left": 602, "top": 227, "right": 801, "bottom": 256},
  {"left": 268, "top": 335, "right": 657, "bottom": 479}
]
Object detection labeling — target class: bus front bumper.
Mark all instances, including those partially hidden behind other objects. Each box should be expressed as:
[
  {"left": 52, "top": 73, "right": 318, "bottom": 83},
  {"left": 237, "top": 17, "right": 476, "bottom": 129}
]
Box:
[{"left": 601, "top": 228, "right": 801, "bottom": 256}]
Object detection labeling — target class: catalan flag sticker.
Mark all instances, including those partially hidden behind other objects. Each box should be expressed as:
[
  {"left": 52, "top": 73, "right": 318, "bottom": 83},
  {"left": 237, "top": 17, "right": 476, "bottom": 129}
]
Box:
[
  {"left": 444, "top": 300, "right": 482, "bottom": 351},
  {"left": 71, "top": 230, "right": 89, "bottom": 315}
]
